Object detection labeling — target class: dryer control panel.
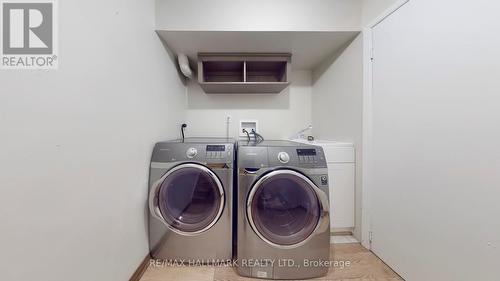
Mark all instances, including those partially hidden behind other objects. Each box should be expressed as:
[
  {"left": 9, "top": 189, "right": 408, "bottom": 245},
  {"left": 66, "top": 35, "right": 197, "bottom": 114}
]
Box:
[
  {"left": 296, "top": 148, "right": 318, "bottom": 164},
  {"left": 206, "top": 145, "right": 227, "bottom": 159},
  {"left": 152, "top": 141, "right": 234, "bottom": 164},
  {"left": 266, "top": 146, "right": 327, "bottom": 168}
]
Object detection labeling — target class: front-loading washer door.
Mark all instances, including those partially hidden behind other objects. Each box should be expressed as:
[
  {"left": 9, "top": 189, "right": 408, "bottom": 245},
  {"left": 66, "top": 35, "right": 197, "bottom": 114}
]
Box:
[
  {"left": 247, "top": 169, "right": 326, "bottom": 248},
  {"left": 150, "top": 163, "right": 225, "bottom": 235}
]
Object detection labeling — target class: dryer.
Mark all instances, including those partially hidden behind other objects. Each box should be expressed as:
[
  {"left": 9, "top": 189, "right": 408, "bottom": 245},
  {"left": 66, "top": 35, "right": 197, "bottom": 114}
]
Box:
[
  {"left": 148, "top": 138, "right": 235, "bottom": 262},
  {"left": 236, "top": 140, "right": 330, "bottom": 279}
]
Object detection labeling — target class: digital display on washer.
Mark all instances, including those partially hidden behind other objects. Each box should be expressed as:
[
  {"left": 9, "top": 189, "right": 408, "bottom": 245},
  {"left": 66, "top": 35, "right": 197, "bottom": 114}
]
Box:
[
  {"left": 206, "top": 145, "right": 226, "bottom": 152},
  {"left": 296, "top": 149, "right": 316, "bottom": 156}
]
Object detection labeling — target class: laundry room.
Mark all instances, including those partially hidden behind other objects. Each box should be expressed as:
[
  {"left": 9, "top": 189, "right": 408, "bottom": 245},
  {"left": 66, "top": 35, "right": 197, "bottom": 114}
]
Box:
[{"left": 1, "top": 1, "right": 499, "bottom": 281}]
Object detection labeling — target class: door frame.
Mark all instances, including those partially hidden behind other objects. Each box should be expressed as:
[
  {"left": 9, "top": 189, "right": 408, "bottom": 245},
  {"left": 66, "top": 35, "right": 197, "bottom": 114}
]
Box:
[{"left": 361, "top": 0, "right": 410, "bottom": 249}]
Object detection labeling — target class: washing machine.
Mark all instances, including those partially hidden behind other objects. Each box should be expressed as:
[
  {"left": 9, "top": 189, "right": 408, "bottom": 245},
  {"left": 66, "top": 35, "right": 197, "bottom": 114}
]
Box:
[
  {"left": 236, "top": 140, "right": 330, "bottom": 279},
  {"left": 148, "top": 138, "right": 235, "bottom": 262}
]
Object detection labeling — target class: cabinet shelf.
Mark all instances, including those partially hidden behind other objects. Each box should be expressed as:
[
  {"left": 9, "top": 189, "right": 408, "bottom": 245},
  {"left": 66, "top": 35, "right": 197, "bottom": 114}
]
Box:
[
  {"left": 197, "top": 53, "right": 291, "bottom": 94},
  {"left": 246, "top": 61, "right": 288, "bottom": 83},
  {"left": 202, "top": 61, "right": 244, "bottom": 82}
]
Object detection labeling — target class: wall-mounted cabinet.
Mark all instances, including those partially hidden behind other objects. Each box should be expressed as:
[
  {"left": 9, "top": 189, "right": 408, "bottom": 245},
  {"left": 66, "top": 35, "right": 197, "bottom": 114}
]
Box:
[{"left": 198, "top": 53, "right": 291, "bottom": 93}]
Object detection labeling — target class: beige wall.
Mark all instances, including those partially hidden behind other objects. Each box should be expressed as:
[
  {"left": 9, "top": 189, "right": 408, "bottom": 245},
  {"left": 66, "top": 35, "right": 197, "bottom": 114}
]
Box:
[
  {"left": 362, "top": 0, "right": 400, "bottom": 25},
  {"left": 156, "top": 0, "right": 362, "bottom": 31},
  {"left": 156, "top": 0, "right": 367, "bottom": 141},
  {"left": 0, "top": 0, "right": 186, "bottom": 280},
  {"left": 311, "top": 35, "right": 364, "bottom": 239},
  {"left": 184, "top": 71, "right": 312, "bottom": 140}
]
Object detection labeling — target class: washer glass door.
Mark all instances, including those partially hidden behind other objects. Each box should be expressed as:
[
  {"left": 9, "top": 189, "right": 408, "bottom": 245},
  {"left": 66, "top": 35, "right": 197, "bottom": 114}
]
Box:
[
  {"left": 248, "top": 170, "right": 321, "bottom": 247},
  {"left": 154, "top": 163, "right": 224, "bottom": 234}
]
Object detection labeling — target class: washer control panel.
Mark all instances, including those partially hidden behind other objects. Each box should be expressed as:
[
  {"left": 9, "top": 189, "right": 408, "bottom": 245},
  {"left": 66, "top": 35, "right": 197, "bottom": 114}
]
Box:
[
  {"left": 296, "top": 148, "right": 318, "bottom": 164},
  {"left": 205, "top": 145, "right": 227, "bottom": 159}
]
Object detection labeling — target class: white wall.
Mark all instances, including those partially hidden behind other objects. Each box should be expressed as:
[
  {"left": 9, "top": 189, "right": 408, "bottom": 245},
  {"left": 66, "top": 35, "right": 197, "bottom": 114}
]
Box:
[
  {"left": 369, "top": 0, "right": 500, "bottom": 280},
  {"left": 362, "top": 0, "right": 399, "bottom": 25},
  {"left": 156, "top": 0, "right": 362, "bottom": 31},
  {"left": 155, "top": 0, "right": 364, "bottom": 140},
  {"left": 184, "top": 71, "right": 312, "bottom": 140},
  {"left": 0, "top": 0, "right": 186, "bottom": 280},
  {"left": 311, "top": 35, "right": 363, "bottom": 238}
]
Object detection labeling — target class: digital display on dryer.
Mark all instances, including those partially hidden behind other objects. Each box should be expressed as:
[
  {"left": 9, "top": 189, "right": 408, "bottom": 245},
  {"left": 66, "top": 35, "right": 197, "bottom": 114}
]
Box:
[
  {"left": 206, "top": 145, "right": 225, "bottom": 152},
  {"left": 296, "top": 149, "right": 316, "bottom": 156}
]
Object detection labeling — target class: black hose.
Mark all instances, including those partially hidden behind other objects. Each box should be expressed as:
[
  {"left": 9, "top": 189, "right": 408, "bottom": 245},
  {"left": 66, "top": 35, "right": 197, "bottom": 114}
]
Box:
[
  {"left": 181, "top": 123, "right": 187, "bottom": 142},
  {"left": 251, "top": 129, "right": 264, "bottom": 143},
  {"left": 242, "top": 129, "right": 251, "bottom": 142}
]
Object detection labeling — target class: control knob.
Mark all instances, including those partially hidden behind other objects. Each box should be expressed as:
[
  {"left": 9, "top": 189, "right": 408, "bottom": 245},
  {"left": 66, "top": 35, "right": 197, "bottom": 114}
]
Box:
[
  {"left": 186, "top": 147, "right": 198, "bottom": 158},
  {"left": 278, "top": 152, "right": 290, "bottom": 164}
]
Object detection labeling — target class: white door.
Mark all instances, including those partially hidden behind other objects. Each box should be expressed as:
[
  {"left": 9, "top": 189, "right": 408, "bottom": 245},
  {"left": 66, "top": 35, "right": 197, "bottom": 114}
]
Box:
[{"left": 370, "top": 0, "right": 500, "bottom": 280}]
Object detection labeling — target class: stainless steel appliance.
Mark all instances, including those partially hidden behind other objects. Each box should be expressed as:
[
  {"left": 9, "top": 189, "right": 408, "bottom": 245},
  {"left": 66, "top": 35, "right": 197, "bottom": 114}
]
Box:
[
  {"left": 236, "top": 140, "right": 330, "bottom": 279},
  {"left": 148, "top": 138, "right": 235, "bottom": 261}
]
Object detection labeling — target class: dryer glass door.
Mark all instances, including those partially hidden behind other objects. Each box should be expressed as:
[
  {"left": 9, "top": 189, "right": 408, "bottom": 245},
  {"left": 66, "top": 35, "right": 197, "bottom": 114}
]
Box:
[
  {"left": 248, "top": 170, "right": 321, "bottom": 247},
  {"left": 155, "top": 163, "right": 224, "bottom": 234}
]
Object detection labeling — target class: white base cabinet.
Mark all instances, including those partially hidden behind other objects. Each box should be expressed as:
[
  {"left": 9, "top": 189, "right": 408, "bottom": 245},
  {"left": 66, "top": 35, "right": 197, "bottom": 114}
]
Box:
[
  {"left": 293, "top": 139, "right": 355, "bottom": 232},
  {"left": 328, "top": 162, "right": 355, "bottom": 230}
]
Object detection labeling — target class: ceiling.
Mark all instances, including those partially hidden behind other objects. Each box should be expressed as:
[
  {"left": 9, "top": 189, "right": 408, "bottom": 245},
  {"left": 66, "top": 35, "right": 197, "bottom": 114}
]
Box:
[{"left": 156, "top": 30, "right": 360, "bottom": 70}]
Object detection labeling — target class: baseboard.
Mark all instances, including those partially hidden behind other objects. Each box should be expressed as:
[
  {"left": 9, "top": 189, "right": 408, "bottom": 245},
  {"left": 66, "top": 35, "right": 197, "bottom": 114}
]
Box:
[
  {"left": 129, "top": 254, "right": 151, "bottom": 281},
  {"left": 331, "top": 227, "right": 354, "bottom": 235}
]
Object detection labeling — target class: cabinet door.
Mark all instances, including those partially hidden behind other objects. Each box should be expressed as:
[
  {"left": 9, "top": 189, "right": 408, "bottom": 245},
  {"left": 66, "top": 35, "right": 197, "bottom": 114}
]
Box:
[{"left": 328, "top": 163, "right": 355, "bottom": 230}]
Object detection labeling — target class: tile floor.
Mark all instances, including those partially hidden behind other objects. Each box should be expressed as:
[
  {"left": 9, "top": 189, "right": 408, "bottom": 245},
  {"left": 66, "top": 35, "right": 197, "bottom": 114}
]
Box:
[{"left": 140, "top": 243, "right": 402, "bottom": 281}]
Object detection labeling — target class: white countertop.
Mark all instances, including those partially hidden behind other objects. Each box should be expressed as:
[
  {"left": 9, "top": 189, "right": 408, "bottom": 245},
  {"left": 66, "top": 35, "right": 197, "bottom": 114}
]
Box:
[{"left": 291, "top": 138, "right": 354, "bottom": 147}]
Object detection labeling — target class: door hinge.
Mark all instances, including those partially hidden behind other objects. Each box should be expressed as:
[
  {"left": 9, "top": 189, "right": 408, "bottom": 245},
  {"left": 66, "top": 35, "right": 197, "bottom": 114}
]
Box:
[
  {"left": 370, "top": 48, "right": 374, "bottom": 62},
  {"left": 369, "top": 231, "right": 373, "bottom": 244}
]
